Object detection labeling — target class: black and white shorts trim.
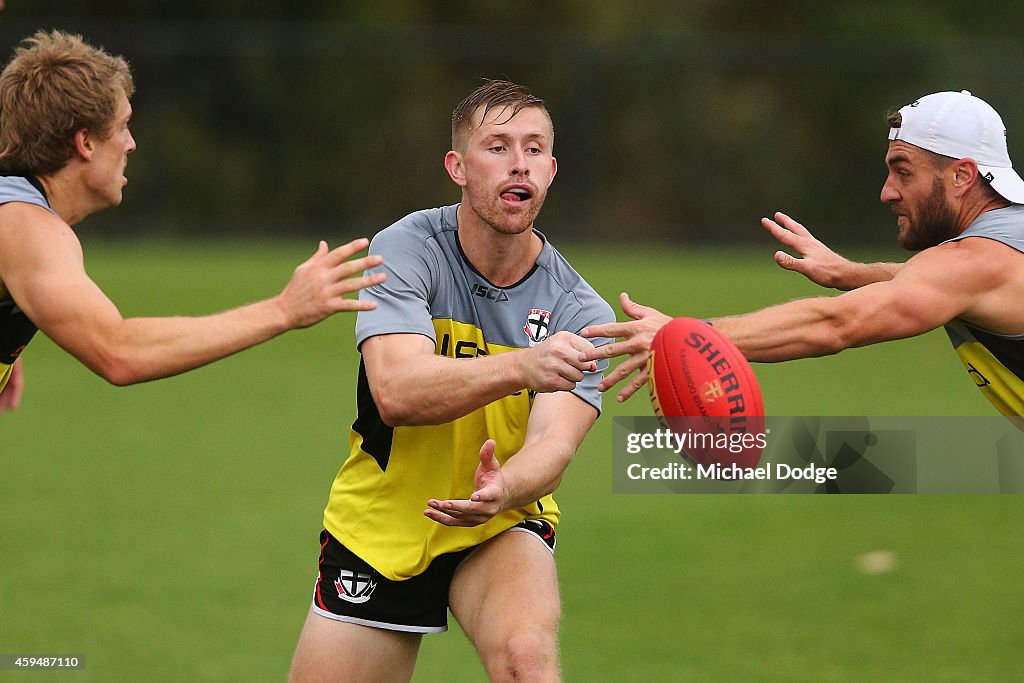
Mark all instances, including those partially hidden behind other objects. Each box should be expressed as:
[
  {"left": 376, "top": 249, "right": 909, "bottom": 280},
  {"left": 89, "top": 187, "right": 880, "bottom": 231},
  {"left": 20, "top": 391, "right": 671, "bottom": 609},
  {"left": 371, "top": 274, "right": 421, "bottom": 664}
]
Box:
[
  {"left": 504, "top": 517, "right": 556, "bottom": 555},
  {"left": 309, "top": 519, "right": 556, "bottom": 634}
]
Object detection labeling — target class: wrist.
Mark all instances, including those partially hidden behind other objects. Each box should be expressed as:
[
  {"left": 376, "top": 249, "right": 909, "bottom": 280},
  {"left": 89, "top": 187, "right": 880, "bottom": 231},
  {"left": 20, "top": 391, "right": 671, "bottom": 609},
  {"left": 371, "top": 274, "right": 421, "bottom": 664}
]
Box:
[
  {"left": 828, "top": 257, "right": 858, "bottom": 291},
  {"left": 494, "top": 466, "right": 524, "bottom": 512},
  {"left": 267, "top": 293, "right": 297, "bottom": 332},
  {"left": 511, "top": 346, "right": 532, "bottom": 390}
]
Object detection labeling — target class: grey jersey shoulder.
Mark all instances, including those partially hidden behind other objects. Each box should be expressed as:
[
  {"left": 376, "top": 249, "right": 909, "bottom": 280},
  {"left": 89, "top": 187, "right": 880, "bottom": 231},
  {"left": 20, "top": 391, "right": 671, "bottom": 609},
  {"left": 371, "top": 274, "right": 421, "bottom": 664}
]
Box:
[
  {"left": 371, "top": 206, "right": 456, "bottom": 245},
  {"left": 944, "top": 205, "right": 1024, "bottom": 253},
  {"left": 355, "top": 206, "right": 458, "bottom": 345},
  {"left": 0, "top": 176, "right": 55, "bottom": 214}
]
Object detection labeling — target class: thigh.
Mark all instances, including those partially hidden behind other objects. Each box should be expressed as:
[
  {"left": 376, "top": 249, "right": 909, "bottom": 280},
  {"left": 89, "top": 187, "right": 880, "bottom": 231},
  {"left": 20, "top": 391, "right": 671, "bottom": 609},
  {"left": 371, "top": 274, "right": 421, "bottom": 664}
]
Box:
[
  {"left": 448, "top": 526, "right": 561, "bottom": 671},
  {"left": 288, "top": 606, "right": 421, "bottom": 683}
]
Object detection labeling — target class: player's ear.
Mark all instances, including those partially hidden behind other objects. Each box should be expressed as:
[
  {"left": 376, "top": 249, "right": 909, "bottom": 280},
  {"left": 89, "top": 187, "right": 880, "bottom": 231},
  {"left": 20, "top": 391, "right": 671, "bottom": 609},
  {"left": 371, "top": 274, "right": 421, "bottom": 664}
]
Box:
[
  {"left": 444, "top": 150, "right": 467, "bottom": 187},
  {"left": 953, "top": 158, "right": 979, "bottom": 195},
  {"left": 73, "top": 128, "right": 94, "bottom": 160},
  {"left": 549, "top": 156, "right": 557, "bottom": 184}
]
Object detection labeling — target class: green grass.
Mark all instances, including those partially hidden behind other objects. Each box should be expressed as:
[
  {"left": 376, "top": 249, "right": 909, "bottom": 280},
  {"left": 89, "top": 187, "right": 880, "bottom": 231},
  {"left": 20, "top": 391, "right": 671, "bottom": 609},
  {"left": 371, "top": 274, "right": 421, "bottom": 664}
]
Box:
[{"left": 2, "top": 238, "right": 1021, "bottom": 681}]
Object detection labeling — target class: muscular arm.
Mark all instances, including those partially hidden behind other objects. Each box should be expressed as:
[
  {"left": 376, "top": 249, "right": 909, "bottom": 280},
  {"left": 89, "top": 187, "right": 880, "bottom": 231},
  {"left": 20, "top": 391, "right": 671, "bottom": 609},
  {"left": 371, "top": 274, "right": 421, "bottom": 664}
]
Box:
[
  {"left": 584, "top": 238, "right": 1014, "bottom": 399},
  {"left": 713, "top": 283, "right": 926, "bottom": 362},
  {"left": 361, "top": 330, "right": 596, "bottom": 427},
  {"left": 716, "top": 238, "right": 1006, "bottom": 360},
  {"left": 424, "top": 391, "right": 598, "bottom": 526},
  {"left": 0, "top": 203, "right": 384, "bottom": 385}
]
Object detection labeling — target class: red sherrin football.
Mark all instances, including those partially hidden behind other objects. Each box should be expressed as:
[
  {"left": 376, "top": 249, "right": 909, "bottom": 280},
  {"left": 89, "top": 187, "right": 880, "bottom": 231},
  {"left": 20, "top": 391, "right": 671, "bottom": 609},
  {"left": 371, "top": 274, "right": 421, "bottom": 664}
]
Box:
[{"left": 647, "top": 317, "right": 765, "bottom": 468}]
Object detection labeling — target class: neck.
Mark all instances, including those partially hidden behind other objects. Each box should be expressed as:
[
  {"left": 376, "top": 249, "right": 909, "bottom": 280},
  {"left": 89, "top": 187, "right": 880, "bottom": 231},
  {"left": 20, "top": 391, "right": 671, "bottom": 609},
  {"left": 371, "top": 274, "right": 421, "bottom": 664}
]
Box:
[
  {"left": 37, "top": 170, "right": 92, "bottom": 226},
  {"left": 957, "top": 195, "right": 1012, "bottom": 233},
  {"left": 456, "top": 204, "right": 543, "bottom": 286}
]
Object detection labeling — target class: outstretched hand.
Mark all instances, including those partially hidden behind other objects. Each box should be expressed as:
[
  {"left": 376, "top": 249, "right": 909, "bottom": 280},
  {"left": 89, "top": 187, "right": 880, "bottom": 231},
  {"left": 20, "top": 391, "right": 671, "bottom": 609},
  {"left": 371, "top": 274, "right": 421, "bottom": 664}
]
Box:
[
  {"left": 579, "top": 292, "right": 673, "bottom": 403},
  {"left": 761, "top": 212, "right": 852, "bottom": 290},
  {"left": 278, "top": 238, "right": 387, "bottom": 329},
  {"left": 425, "top": 439, "right": 510, "bottom": 527}
]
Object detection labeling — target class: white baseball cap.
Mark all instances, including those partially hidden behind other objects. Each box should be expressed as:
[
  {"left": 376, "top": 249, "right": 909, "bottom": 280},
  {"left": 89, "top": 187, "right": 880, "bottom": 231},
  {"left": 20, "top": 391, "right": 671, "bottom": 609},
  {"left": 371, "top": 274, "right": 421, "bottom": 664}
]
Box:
[{"left": 888, "top": 90, "right": 1024, "bottom": 204}]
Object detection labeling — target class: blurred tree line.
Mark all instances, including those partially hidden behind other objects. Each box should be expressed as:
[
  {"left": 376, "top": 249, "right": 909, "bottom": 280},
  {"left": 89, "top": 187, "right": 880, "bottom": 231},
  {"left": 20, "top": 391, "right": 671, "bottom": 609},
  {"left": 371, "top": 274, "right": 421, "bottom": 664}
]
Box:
[{"left": 2, "top": 1, "right": 1023, "bottom": 246}]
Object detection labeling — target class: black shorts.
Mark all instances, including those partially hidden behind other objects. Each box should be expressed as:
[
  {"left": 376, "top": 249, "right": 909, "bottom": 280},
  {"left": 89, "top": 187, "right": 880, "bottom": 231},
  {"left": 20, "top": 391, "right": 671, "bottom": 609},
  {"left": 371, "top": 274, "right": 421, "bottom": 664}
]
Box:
[{"left": 310, "top": 520, "right": 556, "bottom": 633}]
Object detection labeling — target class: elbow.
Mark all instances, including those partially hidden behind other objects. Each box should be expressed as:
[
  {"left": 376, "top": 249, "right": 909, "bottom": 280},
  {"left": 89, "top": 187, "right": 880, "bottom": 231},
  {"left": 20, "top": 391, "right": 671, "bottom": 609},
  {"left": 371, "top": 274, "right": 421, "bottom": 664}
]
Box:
[
  {"left": 800, "top": 305, "right": 860, "bottom": 357},
  {"left": 804, "top": 327, "right": 849, "bottom": 358},
  {"left": 97, "top": 362, "right": 142, "bottom": 387},
  {"left": 544, "top": 473, "right": 564, "bottom": 497},
  {"left": 376, "top": 400, "right": 407, "bottom": 428},
  {"left": 819, "top": 316, "right": 868, "bottom": 356},
  {"left": 373, "top": 385, "right": 427, "bottom": 427},
  {"left": 815, "top": 331, "right": 849, "bottom": 357},
  {"left": 89, "top": 349, "right": 146, "bottom": 387},
  {"left": 102, "top": 368, "right": 139, "bottom": 387}
]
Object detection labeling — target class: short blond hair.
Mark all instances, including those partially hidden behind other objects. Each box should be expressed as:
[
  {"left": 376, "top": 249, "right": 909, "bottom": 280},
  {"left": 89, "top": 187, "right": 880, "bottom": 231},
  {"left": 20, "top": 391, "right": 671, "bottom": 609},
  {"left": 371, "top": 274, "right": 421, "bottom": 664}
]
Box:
[
  {"left": 451, "top": 79, "right": 552, "bottom": 153},
  {"left": 0, "top": 30, "right": 134, "bottom": 175}
]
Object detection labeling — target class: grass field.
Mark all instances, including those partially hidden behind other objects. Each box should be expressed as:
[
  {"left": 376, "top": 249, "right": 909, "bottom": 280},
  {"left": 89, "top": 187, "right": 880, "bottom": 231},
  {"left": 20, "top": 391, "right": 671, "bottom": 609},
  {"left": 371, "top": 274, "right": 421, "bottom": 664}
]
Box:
[{"left": 3, "top": 237, "right": 1022, "bottom": 681}]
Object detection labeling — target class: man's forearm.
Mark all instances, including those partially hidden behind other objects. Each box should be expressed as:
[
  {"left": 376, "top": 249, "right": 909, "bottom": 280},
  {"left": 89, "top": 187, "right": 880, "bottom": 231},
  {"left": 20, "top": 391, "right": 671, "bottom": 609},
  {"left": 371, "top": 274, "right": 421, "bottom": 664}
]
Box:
[
  {"left": 499, "top": 438, "right": 576, "bottom": 511},
  {"left": 367, "top": 330, "right": 594, "bottom": 427},
  {"left": 79, "top": 297, "right": 293, "bottom": 385},
  {"left": 834, "top": 261, "right": 903, "bottom": 291},
  {"left": 371, "top": 350, "right": 529, "bottom": 427},
  {"left": 712, "top": 296, "right": 855, "bottom": 363}
]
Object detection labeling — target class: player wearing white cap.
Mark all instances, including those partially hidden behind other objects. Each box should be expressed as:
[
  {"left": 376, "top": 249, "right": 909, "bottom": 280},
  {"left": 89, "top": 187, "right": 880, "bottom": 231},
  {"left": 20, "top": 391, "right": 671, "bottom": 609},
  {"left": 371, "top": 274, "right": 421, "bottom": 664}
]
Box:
[{"left": 582, "top": 90, "right": 1024, "bottom": 418}]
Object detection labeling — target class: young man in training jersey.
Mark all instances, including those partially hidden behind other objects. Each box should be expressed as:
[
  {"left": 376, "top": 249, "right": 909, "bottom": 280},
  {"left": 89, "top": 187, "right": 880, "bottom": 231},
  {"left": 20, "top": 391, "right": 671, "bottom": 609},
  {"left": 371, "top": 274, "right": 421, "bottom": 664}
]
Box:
[{"left": 289, "top": 80, "right": 614, "bottom": 682}]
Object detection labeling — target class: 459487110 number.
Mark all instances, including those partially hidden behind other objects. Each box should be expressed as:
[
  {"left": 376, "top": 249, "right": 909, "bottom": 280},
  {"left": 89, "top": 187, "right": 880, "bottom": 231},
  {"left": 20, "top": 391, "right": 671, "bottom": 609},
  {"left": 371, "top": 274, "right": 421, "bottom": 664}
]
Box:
[{"left": 1, "top": 655, "right": 84, "bottom": 670}]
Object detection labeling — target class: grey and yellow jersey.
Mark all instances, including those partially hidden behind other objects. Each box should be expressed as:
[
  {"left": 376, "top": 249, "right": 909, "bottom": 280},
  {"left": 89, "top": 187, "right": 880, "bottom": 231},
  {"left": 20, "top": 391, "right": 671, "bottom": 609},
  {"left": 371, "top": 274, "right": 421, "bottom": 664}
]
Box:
[
  {"left": 324, "top": 204, "right": 614, "bottom": 581},
  {"left": 943, "top": 205, "right": 1024, "bottom": 416}
]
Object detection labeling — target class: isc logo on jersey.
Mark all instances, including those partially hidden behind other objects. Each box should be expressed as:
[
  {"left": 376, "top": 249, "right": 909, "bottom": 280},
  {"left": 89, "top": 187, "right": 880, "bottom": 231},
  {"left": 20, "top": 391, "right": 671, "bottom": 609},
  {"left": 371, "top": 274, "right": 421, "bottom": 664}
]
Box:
[{"left": 470, "top": 283, "right": 509, "bottom": 302}]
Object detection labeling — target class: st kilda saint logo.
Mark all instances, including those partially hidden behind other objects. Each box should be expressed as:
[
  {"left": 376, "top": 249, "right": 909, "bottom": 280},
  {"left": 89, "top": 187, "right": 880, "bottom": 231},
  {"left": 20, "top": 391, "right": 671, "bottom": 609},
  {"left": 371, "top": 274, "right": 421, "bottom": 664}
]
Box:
[
  {"left": 524, "top": 308, "right": 552, "bottom": 346},
  {"left": 334, "top": 569, "right": 377, "bottom": 604}
]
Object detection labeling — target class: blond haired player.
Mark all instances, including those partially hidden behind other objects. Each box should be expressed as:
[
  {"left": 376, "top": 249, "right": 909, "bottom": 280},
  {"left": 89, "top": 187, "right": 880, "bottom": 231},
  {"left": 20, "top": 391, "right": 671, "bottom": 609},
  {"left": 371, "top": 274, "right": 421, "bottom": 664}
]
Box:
[{"left": 0, "top": 30, "right": 383, "bottom": 413}]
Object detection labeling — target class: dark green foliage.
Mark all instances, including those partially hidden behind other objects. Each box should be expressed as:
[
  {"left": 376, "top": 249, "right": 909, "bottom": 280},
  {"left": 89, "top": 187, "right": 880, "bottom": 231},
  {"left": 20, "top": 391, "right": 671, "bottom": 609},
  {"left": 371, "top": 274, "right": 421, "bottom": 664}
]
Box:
[{"left": 1, "top": 3, "right": 1023, "bottom": 244}]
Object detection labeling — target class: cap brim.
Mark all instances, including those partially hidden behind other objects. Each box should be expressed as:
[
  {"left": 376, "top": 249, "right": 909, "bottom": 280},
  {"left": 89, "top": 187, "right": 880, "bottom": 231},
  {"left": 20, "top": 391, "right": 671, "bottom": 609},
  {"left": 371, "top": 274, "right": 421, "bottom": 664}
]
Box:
[{"left": 978, "top": 164, "right": 1024, "bottom": 204}]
